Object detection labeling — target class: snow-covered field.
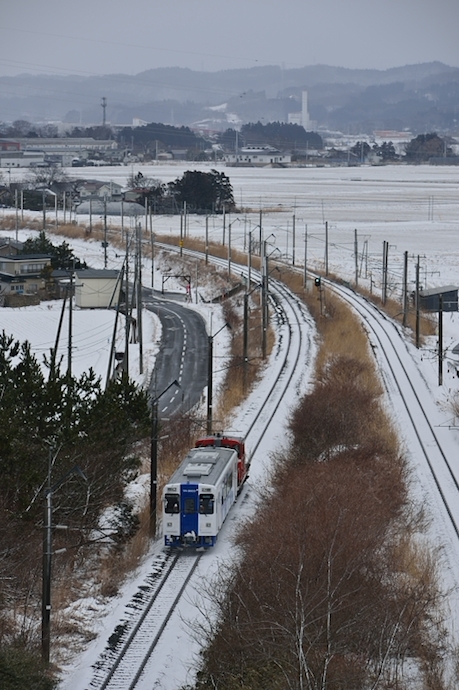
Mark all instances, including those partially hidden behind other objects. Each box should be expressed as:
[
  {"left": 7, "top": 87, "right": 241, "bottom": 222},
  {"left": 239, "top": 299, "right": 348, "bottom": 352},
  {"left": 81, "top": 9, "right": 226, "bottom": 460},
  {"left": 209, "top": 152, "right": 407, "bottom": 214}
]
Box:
[
  {"left": 2, "top": 163, "right": 459, "bottom": 688},
  {"left": 0, "top": 300, "right": 160, "bottom": 387}
]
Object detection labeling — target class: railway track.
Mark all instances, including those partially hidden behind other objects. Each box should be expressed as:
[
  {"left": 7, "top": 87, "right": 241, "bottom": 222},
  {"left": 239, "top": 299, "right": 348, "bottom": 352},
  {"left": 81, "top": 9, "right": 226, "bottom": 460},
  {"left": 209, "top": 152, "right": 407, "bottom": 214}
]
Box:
[
  {"left": 78, "top": 247, "right": 314, "bottom": 690},
  {"left": 91, "top": 552, "right": 201, "bottom": 690},
  {"left": 327, "top": 280, "right": 459, "bottom": 566}
]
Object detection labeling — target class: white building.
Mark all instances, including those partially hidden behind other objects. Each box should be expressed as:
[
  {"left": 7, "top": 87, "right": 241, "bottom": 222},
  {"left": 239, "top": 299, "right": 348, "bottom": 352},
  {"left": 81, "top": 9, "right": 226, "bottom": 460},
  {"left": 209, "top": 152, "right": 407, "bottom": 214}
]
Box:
[
  {"left": 74, "top": 269, "right": 121, "bottom": 309},
  {"left": 225, "top": 146, "right": 291, "bottom": 166},
  {"left": 0, "top": 150, "right": 45, "bottom": 168},
  {"left": 10, "top": 138, "right": 118, "bottom": 167}
]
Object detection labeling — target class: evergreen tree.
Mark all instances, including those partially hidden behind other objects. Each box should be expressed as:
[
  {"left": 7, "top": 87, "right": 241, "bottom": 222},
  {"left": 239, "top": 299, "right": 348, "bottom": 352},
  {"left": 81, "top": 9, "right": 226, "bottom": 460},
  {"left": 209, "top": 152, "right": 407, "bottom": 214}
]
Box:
[
  {"left": 168, "top": 169, "right": 235, "bottom": 212},
  {"left": 0, "top": 332, "right": 150, "bottom": 521},
  {"left": 20, "top": 231, "right": 86, "bottom": 270},
  {"left": 404, "top": 132, "right": 449, "bottom": 162},
  {"left": 373, "top": 141, "right": 397, "bottom": 162}
]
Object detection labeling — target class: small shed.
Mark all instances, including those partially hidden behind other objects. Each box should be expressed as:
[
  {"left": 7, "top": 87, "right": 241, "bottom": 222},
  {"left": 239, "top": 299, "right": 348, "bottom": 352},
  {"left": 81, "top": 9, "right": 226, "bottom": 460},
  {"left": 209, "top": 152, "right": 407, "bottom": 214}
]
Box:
[
  {"left": 74, "top": 269, "right": 120, "bottom": 309},
  {"left": 419, "top": 285, "right": 458, "bottom": 312}
]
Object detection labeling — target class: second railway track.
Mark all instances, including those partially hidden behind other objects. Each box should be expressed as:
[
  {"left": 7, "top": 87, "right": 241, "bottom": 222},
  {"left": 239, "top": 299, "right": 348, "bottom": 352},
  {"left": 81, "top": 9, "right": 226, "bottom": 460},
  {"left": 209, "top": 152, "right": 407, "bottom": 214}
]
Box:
[{"left": 81, "top": 247, "right": 315, "bottom": 690}]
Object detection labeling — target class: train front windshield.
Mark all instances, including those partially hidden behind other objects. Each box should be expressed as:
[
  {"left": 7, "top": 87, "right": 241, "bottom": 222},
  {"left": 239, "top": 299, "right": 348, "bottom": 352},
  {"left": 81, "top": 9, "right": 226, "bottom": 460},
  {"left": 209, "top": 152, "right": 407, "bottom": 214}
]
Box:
[{"left": 165, "top": 494, "right": 180, "bottom": 513}]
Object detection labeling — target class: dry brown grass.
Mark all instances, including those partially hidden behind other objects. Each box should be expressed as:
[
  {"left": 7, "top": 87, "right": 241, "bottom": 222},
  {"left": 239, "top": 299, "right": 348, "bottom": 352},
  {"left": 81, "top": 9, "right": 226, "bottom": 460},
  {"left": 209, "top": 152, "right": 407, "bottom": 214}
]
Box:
[{"left": 348, "top": 279, "right": 437, "bottom": 340}]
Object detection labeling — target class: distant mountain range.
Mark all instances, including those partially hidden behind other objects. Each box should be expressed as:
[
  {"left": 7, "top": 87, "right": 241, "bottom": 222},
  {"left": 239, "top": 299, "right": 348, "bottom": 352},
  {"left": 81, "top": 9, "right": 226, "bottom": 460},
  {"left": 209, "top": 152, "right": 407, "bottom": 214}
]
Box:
[{"left": 0, "top": 62, "right": 458, "bottom": 135}]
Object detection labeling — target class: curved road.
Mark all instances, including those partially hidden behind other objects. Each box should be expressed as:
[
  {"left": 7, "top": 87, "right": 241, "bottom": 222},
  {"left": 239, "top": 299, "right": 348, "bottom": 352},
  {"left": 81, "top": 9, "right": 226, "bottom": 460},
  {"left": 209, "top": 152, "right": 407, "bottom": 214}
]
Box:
[{"left": 143, "top": 288, "right": 208, "bottom": 419}]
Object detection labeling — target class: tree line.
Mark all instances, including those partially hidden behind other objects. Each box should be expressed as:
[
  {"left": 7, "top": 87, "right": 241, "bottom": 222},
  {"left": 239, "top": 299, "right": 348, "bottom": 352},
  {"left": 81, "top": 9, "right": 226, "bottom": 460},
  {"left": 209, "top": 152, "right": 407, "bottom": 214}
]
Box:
[
  {"left": 0, "top": 119, "right": 455, "bottom": 164},
  {"left": 126, "top": 168, "right": 235, "bottom": 213},
  {"left": 0, "top": 168, "right": 236, "bottom": 215},
  {"left": 218, "top": 122, "right": 324, "bottom": 151}
]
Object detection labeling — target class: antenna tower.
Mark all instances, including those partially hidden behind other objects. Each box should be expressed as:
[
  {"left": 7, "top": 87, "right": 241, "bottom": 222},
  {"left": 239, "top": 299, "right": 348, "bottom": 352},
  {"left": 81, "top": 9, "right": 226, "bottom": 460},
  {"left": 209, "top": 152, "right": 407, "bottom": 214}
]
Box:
[{"left": 101, "top": 97, "right": 107, "bottom": 127}]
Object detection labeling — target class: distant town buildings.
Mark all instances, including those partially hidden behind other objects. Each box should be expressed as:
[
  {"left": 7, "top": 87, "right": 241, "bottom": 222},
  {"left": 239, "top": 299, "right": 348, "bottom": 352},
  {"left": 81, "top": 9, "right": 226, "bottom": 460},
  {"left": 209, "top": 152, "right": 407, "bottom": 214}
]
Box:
[{"left": 0, "top": 138, "right": 118, "bottom": 168}]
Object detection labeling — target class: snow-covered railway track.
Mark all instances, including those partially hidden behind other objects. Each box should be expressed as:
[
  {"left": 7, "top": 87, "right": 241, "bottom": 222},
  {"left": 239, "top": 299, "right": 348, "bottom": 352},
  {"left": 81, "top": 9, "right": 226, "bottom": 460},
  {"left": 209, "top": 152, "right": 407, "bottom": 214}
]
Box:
[
  {"left": 157, "top": 243, "right": 315, "bottom": 456},
  {"left": 90, "top": 552, "right": 201, "bottom": 690},
  {"left": 71, "top": 246, "right": 314, "bottom": 690},
  {"left": 328, "top": 281, "right": 459, "bottom": 543}
]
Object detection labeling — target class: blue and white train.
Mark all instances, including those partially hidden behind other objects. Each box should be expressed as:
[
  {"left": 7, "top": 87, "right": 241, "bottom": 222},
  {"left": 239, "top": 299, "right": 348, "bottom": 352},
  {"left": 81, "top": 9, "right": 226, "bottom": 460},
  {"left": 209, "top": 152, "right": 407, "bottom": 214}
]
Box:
[{"left": 162, "top": 434, "right": 249, "bottom": 548}]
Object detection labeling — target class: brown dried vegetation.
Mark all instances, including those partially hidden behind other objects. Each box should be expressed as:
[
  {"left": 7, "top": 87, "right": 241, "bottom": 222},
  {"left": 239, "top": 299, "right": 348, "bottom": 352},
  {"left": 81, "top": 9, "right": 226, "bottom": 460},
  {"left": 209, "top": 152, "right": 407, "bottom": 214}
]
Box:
[{"left": 192, "top": 270, "right": 448, "bottom": 689}]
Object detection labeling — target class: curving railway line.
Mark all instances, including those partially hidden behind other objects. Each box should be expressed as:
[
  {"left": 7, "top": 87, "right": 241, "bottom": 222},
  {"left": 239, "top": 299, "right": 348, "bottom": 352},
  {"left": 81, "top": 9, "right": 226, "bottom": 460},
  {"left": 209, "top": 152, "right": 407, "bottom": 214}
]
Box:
[
  {"left": 61, "top": 243, "right": 459, "bottom": 689},
  {"left": 74, "top": 249, "right": 316, "bottom": 690},
  {"left": 328, "top": 280, "right": 459, "bottom": 540},
  {"left": 63, "top": 244, "right": 459, "bottom": 690},
  {"left": 324, "top": 279, "right": 459, "bottom": 647}
]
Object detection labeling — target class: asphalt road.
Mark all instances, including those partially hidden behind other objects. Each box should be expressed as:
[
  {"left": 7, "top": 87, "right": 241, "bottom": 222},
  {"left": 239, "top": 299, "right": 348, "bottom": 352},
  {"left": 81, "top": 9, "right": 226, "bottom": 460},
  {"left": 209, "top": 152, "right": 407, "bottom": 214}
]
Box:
[{"left": 143, "top": 289, "right": 208, "bottom": 420}]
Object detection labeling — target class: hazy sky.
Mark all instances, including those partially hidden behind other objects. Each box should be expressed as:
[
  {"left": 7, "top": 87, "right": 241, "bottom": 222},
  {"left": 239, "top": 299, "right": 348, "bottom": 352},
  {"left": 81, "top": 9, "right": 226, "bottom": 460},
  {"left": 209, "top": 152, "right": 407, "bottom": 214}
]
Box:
[{"left": 0, "top": 0, "right": 458, "bottom": 78}]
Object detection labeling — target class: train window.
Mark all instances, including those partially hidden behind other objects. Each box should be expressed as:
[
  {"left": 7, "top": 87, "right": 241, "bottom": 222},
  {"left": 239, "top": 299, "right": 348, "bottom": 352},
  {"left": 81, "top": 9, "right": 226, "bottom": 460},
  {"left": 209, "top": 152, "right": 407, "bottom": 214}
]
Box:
[
  {"left": 184, "top": 498, "right": 196, "bottom": 514},
  {"left": 221, "top": 470, "right": 233, "bottom": 501},
  {"left": 199, "top": 493, "right": 214, "bottom": 515},
  {"left": 165, "top": 494, "right": 180, "bottom": 514}
]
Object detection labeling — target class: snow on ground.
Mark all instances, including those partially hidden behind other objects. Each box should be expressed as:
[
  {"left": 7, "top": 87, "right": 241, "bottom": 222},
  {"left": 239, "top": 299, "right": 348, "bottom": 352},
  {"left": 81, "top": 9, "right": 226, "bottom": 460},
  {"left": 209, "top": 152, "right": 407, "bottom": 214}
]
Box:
[
  {"left": 2, "top": 163, "right": 459, "bottom": 687},
  {"left": 0, "top": 299, "right": 158, "bottom": 387}
]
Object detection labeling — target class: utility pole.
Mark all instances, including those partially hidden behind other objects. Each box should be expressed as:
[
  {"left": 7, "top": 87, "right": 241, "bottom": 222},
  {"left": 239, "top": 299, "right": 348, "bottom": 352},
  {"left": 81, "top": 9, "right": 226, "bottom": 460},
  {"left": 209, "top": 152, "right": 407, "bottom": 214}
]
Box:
[
  {"left": 248, "top": 230, "right": 252, "bottom": 288},
  {"left": 150, "top": 398, "right": 159, "bottom": 535},
  {"left": 222, "top": 205, "right": 226, "bottom": 246},
  {"left": 106, "top": 264, "right": 125, "bottom": 388},
  {"left": 15, "top": 188, "right": 18, "bottom": 242},
  {"left": 103, "top": 196, "right": 108, "bottom": 268},
  {"left": 259, "top": 209, "right": 263, "bottom": 255},
  {"left": 415, "top": 257, "right": 420, "bottom": 349},
  {"left": 205, "top": 215, "right": 209, "bottom": 265},
  {"left": 150, "top": 209, "right": 154, "bottom": 289},
  {"left": 137, "top": 223, "right": 143, "bottom": 375},
  {"left": 179, "top": 208, "right": 183, "bottom": 256},
  {"left": 292, "top": 213, "right": 296, "bottom": 266},
  {"left": 354, "top": 229, "right": 358, "bottom": 287},
  {"left": 206, "top": 324, "right": 230, "bottom": 433},
  {"left": 304, "top": 224, "right": 308, "bottom": 288},
  {"left": 243, "top": 292, "right": 249, "bottom": 392},
  {"left": 183, "top": 200, "right": 187, "bottom": 238},
  {"left": 228, "top": 221, "right": 232, "bottom": 276},
  {"left": 382, "top": 240, "right": 388, "bottom": 305},
  {"left": 124, "top": 232, "right": 130, "bottom": 377},
  {"left": 402, "top": 251, "right": 408, "bottom": 327},
  {"left": 42, "top": 190, "right": 46, "bottom": 231},
  {"left": 42, "top": 462, "right": 86, "bottom": 664},
  {"left": 325, "top": 221, "right": 329, "bottom": 276},
  {"left": 42, "top": 451, "right": 52, "bottom": 665},
  {"left": 261, "top": 241, "right": 268, "bottom": 359},
  {"left": 206, "top": 335, "right": 214, "bottom": 434},
  {"left": 67, "top": 269, "right": 73, "bottom": 380},
  {"left": 438, "top": 294, "right": 443, "bottom": 386}
]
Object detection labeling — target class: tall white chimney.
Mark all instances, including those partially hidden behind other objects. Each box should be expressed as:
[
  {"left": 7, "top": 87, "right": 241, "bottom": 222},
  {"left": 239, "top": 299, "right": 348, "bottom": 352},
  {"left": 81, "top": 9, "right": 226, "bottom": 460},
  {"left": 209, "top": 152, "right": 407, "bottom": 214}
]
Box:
[{"left": 301, "top": 91, "right": 310, "bottom": 129}]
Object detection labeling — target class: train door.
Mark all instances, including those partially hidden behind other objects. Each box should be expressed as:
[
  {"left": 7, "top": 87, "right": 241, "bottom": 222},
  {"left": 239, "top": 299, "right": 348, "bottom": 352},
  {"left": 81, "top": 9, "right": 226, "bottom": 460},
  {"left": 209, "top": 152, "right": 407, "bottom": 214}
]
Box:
[{"left": 180, "top": 484, "right": 199, "bottom": 538}]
